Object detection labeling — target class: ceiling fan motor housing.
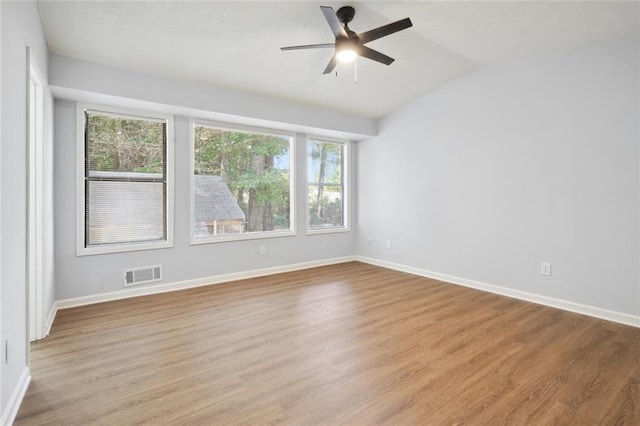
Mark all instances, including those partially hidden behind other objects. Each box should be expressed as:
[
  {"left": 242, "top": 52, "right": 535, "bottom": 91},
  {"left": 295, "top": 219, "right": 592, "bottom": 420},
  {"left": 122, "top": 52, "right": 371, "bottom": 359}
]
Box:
[{"left": 336, "top": 6, "right": 355, "bottom": 24}]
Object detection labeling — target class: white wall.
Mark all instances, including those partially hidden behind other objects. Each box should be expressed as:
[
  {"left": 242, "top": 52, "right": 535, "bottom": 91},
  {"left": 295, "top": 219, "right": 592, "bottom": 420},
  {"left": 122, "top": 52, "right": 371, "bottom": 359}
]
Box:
[
  {"left": 54, "top": 100, "right": 357, "bottom": 300},
  {"left": 357, "top": 36, "right": 640, "bottom": 316},
  {"left": 1, "top": 0, "right": 54, "bottom": 419}
]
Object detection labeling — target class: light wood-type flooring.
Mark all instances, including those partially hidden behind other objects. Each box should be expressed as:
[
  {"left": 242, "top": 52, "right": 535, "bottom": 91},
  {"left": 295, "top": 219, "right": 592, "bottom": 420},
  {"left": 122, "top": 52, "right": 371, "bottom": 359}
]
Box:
[{"left": 15, "top": 262, "right": 640, "bottom": 425}]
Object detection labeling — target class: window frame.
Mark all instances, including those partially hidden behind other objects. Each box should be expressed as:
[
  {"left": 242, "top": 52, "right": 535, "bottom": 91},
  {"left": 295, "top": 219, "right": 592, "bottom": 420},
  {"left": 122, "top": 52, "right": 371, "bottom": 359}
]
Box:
[
  {"left": 306, "top": 136, "right": 350, "bottom": 235},
  {"left": 76, "top": 103, "right": 174, "bottom": 256},
  {"left": 189, "top": 118, "right": 296, "bottom": 245}
]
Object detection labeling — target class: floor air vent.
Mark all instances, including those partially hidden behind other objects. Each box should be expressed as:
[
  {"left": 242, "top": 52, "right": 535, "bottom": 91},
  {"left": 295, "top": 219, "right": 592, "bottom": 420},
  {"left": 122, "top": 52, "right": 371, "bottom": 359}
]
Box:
[{"left": 123, "top": 265, "right": 162, "bottom": 287}]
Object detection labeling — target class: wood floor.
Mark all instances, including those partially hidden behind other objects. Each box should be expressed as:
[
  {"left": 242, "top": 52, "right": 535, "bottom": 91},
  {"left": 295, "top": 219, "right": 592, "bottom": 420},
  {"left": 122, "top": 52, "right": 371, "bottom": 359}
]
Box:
[{"left": 15, "top": 262, "right": 640, "bottom": 425}]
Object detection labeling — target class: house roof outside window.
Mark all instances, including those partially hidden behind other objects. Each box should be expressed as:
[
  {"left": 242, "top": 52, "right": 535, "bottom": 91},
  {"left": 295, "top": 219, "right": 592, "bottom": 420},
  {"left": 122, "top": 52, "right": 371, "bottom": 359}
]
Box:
[{"left": 193, "top": 175, "right": 245, "bottom": 223}]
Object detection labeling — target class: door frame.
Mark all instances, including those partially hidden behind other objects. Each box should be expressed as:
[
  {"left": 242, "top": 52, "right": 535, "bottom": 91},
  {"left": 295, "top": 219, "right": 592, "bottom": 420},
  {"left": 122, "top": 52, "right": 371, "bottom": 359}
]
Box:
[{"left": 27, "top": 47, "right": 45, "bottom": 342}]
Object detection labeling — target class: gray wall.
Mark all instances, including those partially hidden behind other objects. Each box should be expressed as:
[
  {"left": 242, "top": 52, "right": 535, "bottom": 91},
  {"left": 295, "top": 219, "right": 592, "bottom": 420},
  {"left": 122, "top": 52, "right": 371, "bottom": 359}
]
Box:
[
  {"left": 1, "top": 0, "right": 54, "bottom": 416},
  {"left": 55, "top": 101, "right": 357, "bottom": 300},
  {"left": 357, "top": 36, "right": 640, "bottom": 316}
]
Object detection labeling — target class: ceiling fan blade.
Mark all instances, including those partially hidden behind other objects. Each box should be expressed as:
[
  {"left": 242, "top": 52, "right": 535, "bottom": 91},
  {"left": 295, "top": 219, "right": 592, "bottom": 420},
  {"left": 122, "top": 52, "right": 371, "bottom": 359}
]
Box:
[
  {"left": 281, "top": 43, "right": 335, "bottom": 51},
  {"left": 358, "top": 46, "right": 395, "bottom": 65},
  {"left": 358, "top": 17, "right": 413, "bottom": 44},
  {"left": 320, "top": 6, "right": 348, "bottom": 38},
  {"left": 322, "top": 54, "right": 337, "bottom": 74}
]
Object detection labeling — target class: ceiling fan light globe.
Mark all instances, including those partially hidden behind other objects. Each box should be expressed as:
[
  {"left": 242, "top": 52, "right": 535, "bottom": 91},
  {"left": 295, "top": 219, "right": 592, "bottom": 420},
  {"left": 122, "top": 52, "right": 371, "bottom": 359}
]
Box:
[{"left": 336, "top": 49, "right": 357, "bottom": 63}]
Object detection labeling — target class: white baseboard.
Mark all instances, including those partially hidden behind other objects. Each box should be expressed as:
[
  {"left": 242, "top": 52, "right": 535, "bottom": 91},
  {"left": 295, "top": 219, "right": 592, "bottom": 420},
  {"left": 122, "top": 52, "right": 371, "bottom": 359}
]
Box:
[
  {"left": 1, "top": 367, "right": 31, "bottom": 426},
  {"left": 56, "top": 256, "right": 357, "bottom": 310},
  {"left": 44, "top": 303, "right": 58, "bottom": 338},
  {"left": 356, "top": 256, "right": 640, "bottom": 328},
  {"left": 54, "top": 254, "right": 640, "bottom": 328}
]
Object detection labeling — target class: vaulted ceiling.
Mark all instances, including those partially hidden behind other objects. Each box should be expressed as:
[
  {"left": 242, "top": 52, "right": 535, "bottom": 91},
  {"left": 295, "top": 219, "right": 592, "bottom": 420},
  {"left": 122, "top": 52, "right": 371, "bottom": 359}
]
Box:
[{"left": 37, "top": 1, "right": 639, "bottom": 119}]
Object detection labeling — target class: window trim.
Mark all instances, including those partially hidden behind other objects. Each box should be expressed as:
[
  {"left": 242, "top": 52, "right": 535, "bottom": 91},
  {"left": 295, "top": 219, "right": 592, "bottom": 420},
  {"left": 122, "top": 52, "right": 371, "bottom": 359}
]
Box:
[
  {"left": 305, "top": 136, "right": 350, "bottom": 235},
  {"left": 189, "top": 118, "right": 297, "bottom": 245},
  {"left": 76, "top": 103, "right": 175, "bottom": 256}
]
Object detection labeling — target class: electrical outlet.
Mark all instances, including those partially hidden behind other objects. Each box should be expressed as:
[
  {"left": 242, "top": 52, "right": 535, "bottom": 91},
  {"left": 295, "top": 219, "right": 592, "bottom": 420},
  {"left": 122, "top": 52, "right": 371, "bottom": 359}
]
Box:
[
  {"left": 386, "top": 240, "right": 392, "bottom": 249},
  {"left": 367, "top": 238, "right": 372, "bottom": 246},
  {"left": 259, "top": 245, "right": 267, "bottom": 255},
  {"left": 540, "top": 262, "right": 552, "bottom": 276}
]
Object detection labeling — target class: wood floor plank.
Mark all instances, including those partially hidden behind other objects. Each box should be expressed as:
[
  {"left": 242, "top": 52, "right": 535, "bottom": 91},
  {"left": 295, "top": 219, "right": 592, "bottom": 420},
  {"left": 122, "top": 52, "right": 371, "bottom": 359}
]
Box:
[{"left": 15, "top": 262, "right": 640, "bottom": 425}]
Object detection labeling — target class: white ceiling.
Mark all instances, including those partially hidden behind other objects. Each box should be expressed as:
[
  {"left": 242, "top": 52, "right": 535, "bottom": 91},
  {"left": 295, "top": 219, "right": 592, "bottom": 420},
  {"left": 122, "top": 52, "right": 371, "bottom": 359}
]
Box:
[{"left": 37, "top": 1, "right": 639, "bottom": 119}]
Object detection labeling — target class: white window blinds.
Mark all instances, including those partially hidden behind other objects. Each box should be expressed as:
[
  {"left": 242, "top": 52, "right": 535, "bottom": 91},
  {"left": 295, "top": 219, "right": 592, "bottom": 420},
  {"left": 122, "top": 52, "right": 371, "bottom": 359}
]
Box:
[{"left": 84, "top": 111, "right": 168, "bottom": 247}]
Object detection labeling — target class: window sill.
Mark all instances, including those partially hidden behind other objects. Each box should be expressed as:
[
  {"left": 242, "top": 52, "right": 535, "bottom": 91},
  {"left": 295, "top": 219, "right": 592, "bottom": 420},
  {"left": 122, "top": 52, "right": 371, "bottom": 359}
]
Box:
[
  {"left": 190, "top": 230, "right": 296, "bottom": 245},
  {"left": 76, "top": 240, "right": 173, "bottom": 256},
  {"left": 306, "top": 226, "right": 350, "bottom": 236}
]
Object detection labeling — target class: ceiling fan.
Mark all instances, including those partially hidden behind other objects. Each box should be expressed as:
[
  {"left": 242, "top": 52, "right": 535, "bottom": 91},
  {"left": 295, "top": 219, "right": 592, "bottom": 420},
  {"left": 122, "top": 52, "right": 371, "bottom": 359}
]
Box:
[{"left": 281, "top": 6, "right": 413, "bottom": 74}]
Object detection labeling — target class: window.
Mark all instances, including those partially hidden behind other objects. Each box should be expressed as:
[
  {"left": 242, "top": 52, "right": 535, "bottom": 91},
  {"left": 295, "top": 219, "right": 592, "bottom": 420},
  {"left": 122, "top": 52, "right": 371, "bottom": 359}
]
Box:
[
  {"left": 77, "top": 105, "right": 173, "bottom": 255},
  {"left": 191, "top": 122, "right": 294, "bottom": 243},
  {"left": 307, "top": 139, "right": 347, "bottom": 232}
]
